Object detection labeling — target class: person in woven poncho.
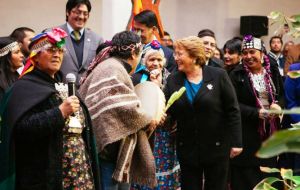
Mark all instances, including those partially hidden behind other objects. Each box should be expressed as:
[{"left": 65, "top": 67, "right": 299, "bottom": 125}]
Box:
[{"left": 79, "top": 31, "right": 163, "bottom": 190}]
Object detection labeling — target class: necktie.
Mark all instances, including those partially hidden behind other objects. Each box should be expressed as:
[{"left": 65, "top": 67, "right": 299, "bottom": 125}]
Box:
[{"left": 72, "top": 31, "right": 81, "bottom": 41}]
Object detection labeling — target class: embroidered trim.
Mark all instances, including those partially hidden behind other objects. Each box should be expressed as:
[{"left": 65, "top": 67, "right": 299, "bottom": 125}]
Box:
[
  {"left": 30, "top": 39, "right": 52, "bottom": 54},
  {"left": 0, "top": 41, "right": 18, "bottom": 57}
]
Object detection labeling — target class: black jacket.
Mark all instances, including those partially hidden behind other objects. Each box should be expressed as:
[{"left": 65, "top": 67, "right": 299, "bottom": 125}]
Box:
[
  {"left": 0, "top": 69, "right": 100, "bottom": 190},
  {"left": 162, "top": 46, "right": 177, "bottom": 73},
  {"left": 164, "top": 65, "right": 242, "bottom": 166},
  {"left": 229, "top": 63, "right": 284, "bottom": 167}
]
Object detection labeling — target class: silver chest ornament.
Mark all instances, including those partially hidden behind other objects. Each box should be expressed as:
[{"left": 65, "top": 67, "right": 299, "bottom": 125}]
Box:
[{"left": 55, "top": 82, "right": 83, "bottom": 134}]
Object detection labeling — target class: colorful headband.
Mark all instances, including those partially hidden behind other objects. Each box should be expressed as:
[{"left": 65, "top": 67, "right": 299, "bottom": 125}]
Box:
[
  {"left": 242, "top": 35, "right": 264, "bottom": 51},
  {"left": 142, "top": 40, "right": 164, "bottom": 58},
  {"left": 29, "top": 28, "right": 67, "bottom": 55},
  {"left": 20, "top": 27, "right": 68, "bottom": 77},
  {"left": 0, "top": 41, "right": 19, "bottom": 57}
]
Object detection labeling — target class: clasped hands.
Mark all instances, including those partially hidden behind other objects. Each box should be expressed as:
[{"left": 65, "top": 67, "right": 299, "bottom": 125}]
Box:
[{"left": 259, "top": 103, "right": 282, "bottom": 120}]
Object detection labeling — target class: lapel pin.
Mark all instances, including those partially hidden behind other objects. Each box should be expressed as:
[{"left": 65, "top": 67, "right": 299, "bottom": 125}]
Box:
[
  {"left": 207, "top": 84, "right": 213, "bottom": 90},
  {"left": 87, "top": 38, "right": 91, "bottom": 42}
]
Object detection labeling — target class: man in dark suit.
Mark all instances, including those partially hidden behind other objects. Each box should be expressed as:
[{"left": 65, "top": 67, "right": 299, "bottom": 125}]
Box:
[
  {"left": 58, "top": 0, "right": 103, "bottom": 86},
  {"left": 198, "top": 29, "right": 224, "bottom": 68},
  {"left": 133, "top": 10, "right": 177, "bottom": 73},
  {"left": 267, "top": 36, "right": 285, "bottom": 76}
]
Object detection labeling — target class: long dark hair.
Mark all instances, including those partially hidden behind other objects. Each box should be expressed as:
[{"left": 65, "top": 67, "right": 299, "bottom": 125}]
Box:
[{"left": 0, "top": 37, "right": 19, "bottom": 90}]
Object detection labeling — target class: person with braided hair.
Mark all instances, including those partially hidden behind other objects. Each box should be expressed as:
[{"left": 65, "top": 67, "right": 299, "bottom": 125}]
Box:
[{"left": 229, "top": 35, "right": 284, "bottom": 190}]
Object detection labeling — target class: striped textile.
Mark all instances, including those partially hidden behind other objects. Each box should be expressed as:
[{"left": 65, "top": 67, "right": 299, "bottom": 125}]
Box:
[{"left": 79, "top": 57, "right": 157, "bottom": 187}]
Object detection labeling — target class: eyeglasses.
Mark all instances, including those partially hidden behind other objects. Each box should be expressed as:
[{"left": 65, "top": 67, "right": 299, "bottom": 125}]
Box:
[
  {"left": 46, "top": 47, "right": 65, "bottom": 54},
  {"left": 71, "top": 10, "right": 89, "bottom": 17}
]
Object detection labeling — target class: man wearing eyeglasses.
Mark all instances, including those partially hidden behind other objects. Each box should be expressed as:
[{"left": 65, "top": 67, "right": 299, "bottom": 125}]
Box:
[
  {"left": 58, "top": 0, "right": 103, "bottom": 87},
  {"left": 198, "top": 29, "right": 224, "bottom": 68}
]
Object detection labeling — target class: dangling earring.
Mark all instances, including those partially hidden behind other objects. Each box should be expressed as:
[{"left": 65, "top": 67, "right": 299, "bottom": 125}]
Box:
[{"left": 261, "top": 56, "right": 264, "bottom": 63}]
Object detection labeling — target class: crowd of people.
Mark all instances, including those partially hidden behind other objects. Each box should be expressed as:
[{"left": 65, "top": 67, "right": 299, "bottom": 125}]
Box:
[{"left": 1, "top": 0, "right": 300, "bottom": 190}]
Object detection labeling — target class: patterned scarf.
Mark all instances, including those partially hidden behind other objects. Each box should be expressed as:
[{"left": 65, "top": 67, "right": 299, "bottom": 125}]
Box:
[{"left": 243, "top": 55, "right": 279, "bottom": 140}]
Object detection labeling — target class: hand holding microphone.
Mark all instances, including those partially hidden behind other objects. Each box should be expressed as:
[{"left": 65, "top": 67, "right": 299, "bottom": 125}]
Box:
[
  {"left": 59, "top": 96, "right": 80, "bottom": 118},
  {"left": 59, "top": 73, "right": 80, "bottom": 118}
]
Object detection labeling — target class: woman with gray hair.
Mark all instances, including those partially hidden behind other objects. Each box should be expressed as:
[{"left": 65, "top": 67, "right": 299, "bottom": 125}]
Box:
[{"left": 131, "top": 40, "right": 180, "bottom": 189}]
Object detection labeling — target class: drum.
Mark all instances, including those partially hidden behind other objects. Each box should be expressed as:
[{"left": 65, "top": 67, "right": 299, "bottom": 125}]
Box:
[{"left": 134, "top": 81, "right": 165, "bottom": 121}]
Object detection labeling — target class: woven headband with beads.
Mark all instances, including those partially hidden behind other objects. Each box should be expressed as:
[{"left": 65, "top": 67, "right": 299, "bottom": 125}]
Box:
[
  {"left": 242, "top": 35, "right": 263, "bottom": 51},
  {"left": 113, "top": 42, "right": 142, "bottom": 52},
  {"left": 30, "top": 38, "right": 53, "bottom": 54},
  {"left": 0, "top": 41, "right": 19, "bottom": 57}
]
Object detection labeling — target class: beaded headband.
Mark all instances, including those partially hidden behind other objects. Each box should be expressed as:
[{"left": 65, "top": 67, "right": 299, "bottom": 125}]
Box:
[
  {"left": 0, "top": 41, "right": 19, "bottom": 57},
  {"left": 113, "top": 42, "right": 142, "bottom": 52},
  {"left": 242, "top": 35, "right": 264, "bottom": 51},
  {"left": 30, "top": 38, "right": 53, "bottom": 55}
]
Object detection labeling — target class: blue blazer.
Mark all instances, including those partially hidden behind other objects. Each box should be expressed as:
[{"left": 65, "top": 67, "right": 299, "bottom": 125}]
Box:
[{"left": 285, "top": 63, "right": 300, "bottom": 123}]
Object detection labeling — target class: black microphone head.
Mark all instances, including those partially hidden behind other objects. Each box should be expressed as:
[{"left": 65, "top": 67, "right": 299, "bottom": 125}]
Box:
[{"left": 66, "top": 73, "right": 76, "bottom": 83}]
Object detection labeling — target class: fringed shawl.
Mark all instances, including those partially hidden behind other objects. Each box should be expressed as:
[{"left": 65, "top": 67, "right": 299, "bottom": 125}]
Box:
[{"left": 79, "top": 57, "right": 157, "bottom": 187}]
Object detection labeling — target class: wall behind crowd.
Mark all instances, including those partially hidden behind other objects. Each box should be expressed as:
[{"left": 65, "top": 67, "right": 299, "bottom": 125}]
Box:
[
  {"left": 159, "top": 0, "right": 300, "bottom": 48},
  {"left": 1, "top": 0, "right": 300, "bottom": 49}
]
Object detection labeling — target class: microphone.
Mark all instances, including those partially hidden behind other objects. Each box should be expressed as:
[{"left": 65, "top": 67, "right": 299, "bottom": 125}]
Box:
[{"left": 66, "top": 73, "right": 76, "bottom": 97}]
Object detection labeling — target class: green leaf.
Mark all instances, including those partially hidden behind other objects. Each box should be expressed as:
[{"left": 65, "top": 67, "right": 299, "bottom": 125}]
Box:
[
  {"left": 268, "top": 11, "right": 282, "bottom": 20},
  {"left": 257, "top": 128, "right": 300, "bottom": 158},
  {"left": 290, "top": 176, "right": 300, "bottom": 185},
  {"left": 165, "top": 87, "right": 186, "bottom": 111},
  {"left": 287, "top": 70, "right": 300, "bottom": 78},
  {"left": 260, "top": 167, "right": 280, "bottom": 173},
  {"left": 264, "top": 183, "right": 277, "bottom": 190},
  {"left": 292, "top": 22, "right": 300, "bottom": 29},
  {"left": 291, "top": 14, "right": 300, "bottom": 22},
  {"left": 253, "top": 177, "right": 281, "bottom": 190},
  {"left": 281, "top": 168, "right": 293, "bottom": 180}
]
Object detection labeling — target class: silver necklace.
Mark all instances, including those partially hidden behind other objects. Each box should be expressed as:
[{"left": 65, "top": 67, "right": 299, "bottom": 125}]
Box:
[{"left": 250, "top": 69, "right": 266, "bottom": 93}]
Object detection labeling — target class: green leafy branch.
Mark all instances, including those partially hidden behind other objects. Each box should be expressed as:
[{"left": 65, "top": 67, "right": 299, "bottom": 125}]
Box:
[
  {"left": 254, "top": 167, "right": 300, "bottom": 190},
  {"left": 255, "top": 121, "right": 300, "bottom": 189},
  {"left": 268, "top": 11, "right": 300, "bottom": 38}
]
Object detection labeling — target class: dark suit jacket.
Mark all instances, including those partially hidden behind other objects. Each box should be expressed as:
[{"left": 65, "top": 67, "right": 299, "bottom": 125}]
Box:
[
  {"left": 208, "top": 57, "right": 224, "bottom": 68},
  {"left": 164, "top": 65, "right": 242, "bottom": 166},
  {"left": 58, "top": 24, "right": 103, "bottom": 86},
  {"left": 162, "top": 46, "right": 177, "bottom": 73}
]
